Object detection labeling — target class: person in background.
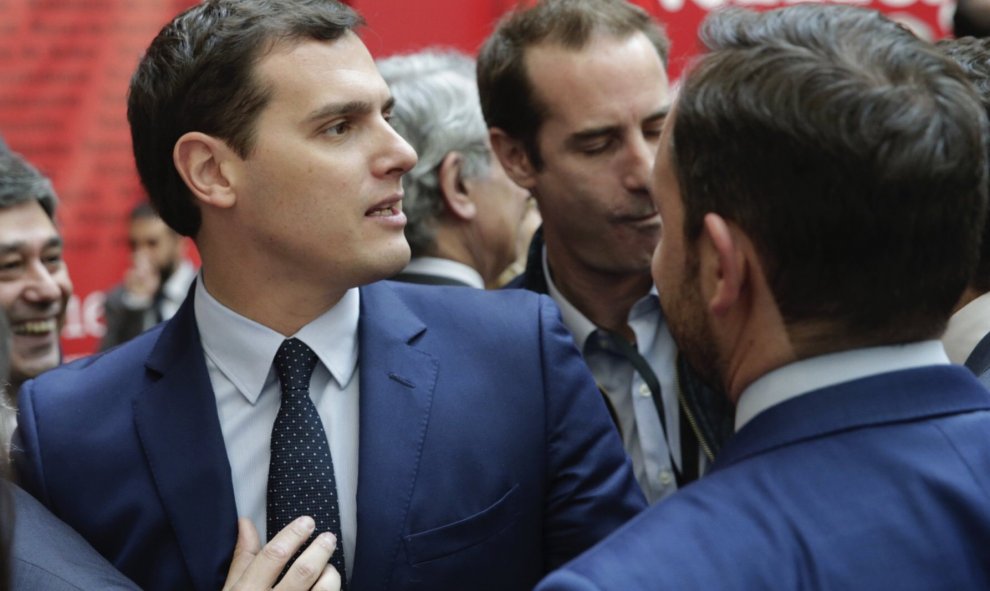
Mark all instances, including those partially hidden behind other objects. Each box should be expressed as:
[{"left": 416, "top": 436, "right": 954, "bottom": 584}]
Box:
[
  {"left": 379, "top": 49, "right": 531, "bottom": 289},
  {"left": 99, "top": 202, "right": 196, "bottom": 351},
  {"left": 537, "top": 5, "right": 990, "bottom": 589},
  {"left": 0, "top": 151, "right": 72, "bottom": 411},
  {"left": 12, "top": 1, "right": 645, "bottom": 590},
  {"left": 938, "top": 36, "right": 990, "bottom": 386},
  {"left": 478, "top": 0, "right": 733, "bottom": 504}
]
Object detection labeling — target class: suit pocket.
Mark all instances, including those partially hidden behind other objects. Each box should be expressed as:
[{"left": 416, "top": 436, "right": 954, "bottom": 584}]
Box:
[{"left": 403, "top": 484, "right": 521, "bottom": 565}]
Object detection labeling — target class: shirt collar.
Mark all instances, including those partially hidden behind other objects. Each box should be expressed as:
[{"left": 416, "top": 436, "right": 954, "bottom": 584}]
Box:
[
  {"left": 194, "top": 274, "right": 360, "bottom": 404},
  {"left": 943, "top": 290, "right": 990, "bottom": 364},
  {"left": 402, "top": 256, "right": 484, "bottom": 289},
  {"left": 542, "top": 244, "right": 659, "bottom": 350},
  {"left": 735, "top": 340, "right": 949, "bottom": 432}
]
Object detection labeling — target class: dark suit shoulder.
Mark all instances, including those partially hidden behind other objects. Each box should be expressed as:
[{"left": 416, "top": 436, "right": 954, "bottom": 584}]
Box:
[
  {"left": 25, "top": 320, "right": 165, "bottom": 401},
  {"left": 381, "top": 280, "right": 551, "bottom": 326},
  {"left": 9, "top": 484, "right": 140, "bottom": 590}
]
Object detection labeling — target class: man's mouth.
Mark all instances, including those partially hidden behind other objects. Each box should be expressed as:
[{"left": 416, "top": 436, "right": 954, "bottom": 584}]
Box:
[
  {"left": 366, "top": 204, "right": 400, "bottom": 217},
  {"left": 11, "top": 319, "right": 57, "bottom": 336}
]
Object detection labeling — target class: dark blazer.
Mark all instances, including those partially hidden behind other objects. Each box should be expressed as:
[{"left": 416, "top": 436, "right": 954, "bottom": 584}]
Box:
[
  {"left": 13, "top": 280, "right": 645, "bottom": 591},
  {"left": 506, "top": 227, "right": 734, "bottom": 462},
  {"left": 7, "top": 482, "right": 139, "bottom": 590},
  {"left": 536, "top": 365, "right": 990, "bottom": 590},
  {"left": 965, "top": 330, "right": 990, "bottom": 387}
]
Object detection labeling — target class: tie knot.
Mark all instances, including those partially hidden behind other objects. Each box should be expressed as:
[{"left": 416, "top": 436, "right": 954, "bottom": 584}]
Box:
[{"left": 274, "top": 338, "right": 318, "bottom": 392}]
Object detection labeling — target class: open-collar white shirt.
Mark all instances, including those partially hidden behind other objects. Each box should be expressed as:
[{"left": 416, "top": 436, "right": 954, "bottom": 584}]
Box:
[
  {"left": 194, "top": 276, "right": 360, "bottom": 575},
  {"left": 943, "top": 291, "right": 990, "bottom": 365},
  {"left": 542, "top": 248, "right": 681, "bottom": 504},
  {"left": 402, "top": 256, "right": 485, "bottom": 288}
]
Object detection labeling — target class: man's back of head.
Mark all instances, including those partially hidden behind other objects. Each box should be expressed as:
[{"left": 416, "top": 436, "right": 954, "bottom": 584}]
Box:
[{"left": 667, "top": 5, "right": 986, "bottom": 361}]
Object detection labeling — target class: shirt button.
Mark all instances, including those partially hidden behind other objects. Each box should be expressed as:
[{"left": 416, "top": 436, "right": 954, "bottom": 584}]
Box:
[
  {"left": 638, "top": 384, "right": 651, "bottom": 397},
  {"left": 659, "top": 469, "right": 674, "bottom": 486}
]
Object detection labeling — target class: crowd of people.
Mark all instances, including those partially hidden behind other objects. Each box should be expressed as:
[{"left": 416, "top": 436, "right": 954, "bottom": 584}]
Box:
[{"left": 1, "top": 0, "right": 989, "bottom": 589}]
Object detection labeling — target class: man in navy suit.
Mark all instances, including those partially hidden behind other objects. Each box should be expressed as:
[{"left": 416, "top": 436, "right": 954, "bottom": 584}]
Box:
[
  {"left": 939, "top": 36, "right": 990, "bottom": 386},
  {"left": 538, "top": 5, "right": 990, "bottom": 590},
  {"left": 11, "top": 2, "right": 644, "bottom": 590}
]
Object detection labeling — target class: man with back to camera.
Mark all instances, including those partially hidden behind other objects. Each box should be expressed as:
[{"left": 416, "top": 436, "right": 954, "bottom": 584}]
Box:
[
  {"left": 99, "top": 201, "right": 196, "bottom": 351},
  {"left": 477, "top": 0, "right": 734, "bottom": 504},
  {"left": 537, "top": 5, "right": 990, "bottom": 590},
  {"left": 0, "top": 150, "right": 72, "bottom": 409},
  {"left": 938, "top": 36, "right": 990, "bottom": 386},
  {"left": 11, "top": 1, "right": 646, "bottom": 590},
  {"left": 378, "top": 50, "right": 531, "bottom": 289}
]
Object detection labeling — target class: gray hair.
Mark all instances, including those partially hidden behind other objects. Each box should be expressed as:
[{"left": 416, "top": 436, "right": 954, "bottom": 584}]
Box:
[
  {"left": 378, "top": 50, "right": 492, "bottom": 257},
  {"left": 0, "top": 151, "right": 57, "bottom": 219}
]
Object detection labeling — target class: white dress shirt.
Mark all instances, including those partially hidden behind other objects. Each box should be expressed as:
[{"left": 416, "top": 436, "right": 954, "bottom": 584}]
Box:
[
  {"left": 194, "top": 277, "right": 360, "bottom": 575},
  {"left": 401, "top": 256, "right": 485, "bottom": 288},
  {"left": 943, "top": 291, "right": 990, "bottom": 365},
  {"left": 736, "top": 340, "right": 949, "bottom": 432},
  {"left": 543, "top": 249, "right": 681, "bottom": 504}
]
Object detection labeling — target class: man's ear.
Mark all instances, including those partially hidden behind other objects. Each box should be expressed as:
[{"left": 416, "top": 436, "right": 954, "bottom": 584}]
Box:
[
  {"left": 489, "top": 128, "right": 538, "bottom": 190},
  {"left": 700, "top": 213, "right": 746, "bottom": 317},
  {"left": 438, "top": 152, "right": 476, "bottom": 222},
  {"left": 173, "top": 132, "right": 239, "bottom": 209}
]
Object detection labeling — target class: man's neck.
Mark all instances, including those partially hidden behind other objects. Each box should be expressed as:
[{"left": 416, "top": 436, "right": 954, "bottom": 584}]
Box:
[{"left": 545, "top": 246, "right": 652, "bottom": 340}]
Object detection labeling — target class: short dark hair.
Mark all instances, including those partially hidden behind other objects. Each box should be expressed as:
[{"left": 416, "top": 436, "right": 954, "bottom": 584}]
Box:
[
  {"left": 937, "top": 36, "right": 990, "bottom": 293},
  {"left": 127, "top": 0, "right": 363, "bottom": 238},
  {"left": 672, "top": 5, "right": 988, "bottom": 347},
  {"left": 0, "top": 151, "right": 57, "bottom": 220},
  {"left": 477, "top": 0, "right": 669, "bottom": 170}
]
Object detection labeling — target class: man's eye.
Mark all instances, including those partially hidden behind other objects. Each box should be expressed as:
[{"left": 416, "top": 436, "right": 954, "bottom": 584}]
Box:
[
  {"left": 580, "top": 139, "right": 613, "bottom": 155},
  {"left": 0, "top": 259, "right": 23, "bottom": 273},
  {"left": 324, "top": 121, "right": 352, "bottom": 137}
]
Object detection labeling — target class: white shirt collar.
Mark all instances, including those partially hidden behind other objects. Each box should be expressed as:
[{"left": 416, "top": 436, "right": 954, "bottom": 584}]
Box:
[
  {"left": 194, "top": 274, "right": 360, "bottom": 404},
  {"left": 402, "top": 256, "right": 484, "bottom": 289},
  {"left": 735, "top": 340, "right": 949, "bottom": 431},
  {"left": 542, "top": 245, "right": 659, "bottom": 351},
  {"left": 943, "top": 291, "right": 990, "bottom": 364}
]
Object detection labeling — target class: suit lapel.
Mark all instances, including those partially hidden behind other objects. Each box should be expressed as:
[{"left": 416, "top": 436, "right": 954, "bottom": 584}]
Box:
[
  {"left": 133, "top": 285, "right": 238, "bottom": 591},
  {"left": 350, "top": 282, "right": 438, "bottom": 591},
  {"left": 714, "top": 365, "right": 990, "bottom": 472}
]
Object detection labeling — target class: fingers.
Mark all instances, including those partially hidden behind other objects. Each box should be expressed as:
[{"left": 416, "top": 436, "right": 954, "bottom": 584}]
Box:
[
  {"left": 234, "top": 516, "right": 315, "bottom": 590},
  {"left": 276, "top": 531, "right": 338, "bottom": 591},
  {"left": 222, "top": 518, "right": 261, "bottom": 591},
  {"left": 311, "top": 560, "right": 342, "bottom": 591}
]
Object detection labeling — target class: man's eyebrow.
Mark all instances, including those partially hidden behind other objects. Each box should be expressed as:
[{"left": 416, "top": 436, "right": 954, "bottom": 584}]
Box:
[
  {"left": 644, "top": 106, "right": 671, "bottom": 124},
  {"left": 0, "top": 236, "right": 63, "bottom": 255},
  {"left": 303, "top": 96, "right": 396, "bottom": 125}
]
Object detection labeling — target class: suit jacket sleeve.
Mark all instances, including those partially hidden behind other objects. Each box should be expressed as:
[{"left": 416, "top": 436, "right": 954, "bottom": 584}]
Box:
[
  {"left": 12, "top": 378, "right": 49, "bottom": 507},
  {"left": 538, "top": 295, "right": 647, "bottom": 569}
]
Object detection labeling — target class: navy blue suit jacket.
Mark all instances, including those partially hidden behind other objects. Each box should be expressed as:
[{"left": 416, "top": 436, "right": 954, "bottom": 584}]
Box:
[
  {"left": 13, "top": 280, "right": 645, "bottom": 591},
  {"left": 7, "top": 482, "right": 139, "bottom": 590},
  {"left": 537, "top": 365, "right": 990, "bottom": 590}
]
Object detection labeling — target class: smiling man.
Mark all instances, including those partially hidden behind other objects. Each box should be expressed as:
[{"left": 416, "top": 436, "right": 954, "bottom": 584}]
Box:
[
  {"left": 0, "top": 150, "right": 72, "bottom": 401},
  {"left": 11, "top": 2, "right": 644, "bottom": 590}
]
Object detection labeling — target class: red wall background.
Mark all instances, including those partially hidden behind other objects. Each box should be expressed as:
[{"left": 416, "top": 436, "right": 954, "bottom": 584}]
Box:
[{"left": 0, "top": 0, "right": 953, "bottom": 358}]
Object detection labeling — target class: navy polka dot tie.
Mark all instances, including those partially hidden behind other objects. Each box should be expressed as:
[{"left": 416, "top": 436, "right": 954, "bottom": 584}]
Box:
[{"left": 267, "top": 338, "right": 346, "bottom": 587}]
